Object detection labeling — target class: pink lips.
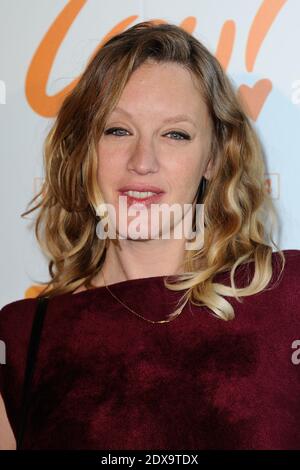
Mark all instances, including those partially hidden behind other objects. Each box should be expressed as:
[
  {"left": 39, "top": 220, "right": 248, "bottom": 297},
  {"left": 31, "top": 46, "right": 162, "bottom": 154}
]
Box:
[
  {"left": 118, "top": 184, "right": 165, "bottom": 193},
  {"left": 118, "top": 185, "right": 165, "bottom": 208}
]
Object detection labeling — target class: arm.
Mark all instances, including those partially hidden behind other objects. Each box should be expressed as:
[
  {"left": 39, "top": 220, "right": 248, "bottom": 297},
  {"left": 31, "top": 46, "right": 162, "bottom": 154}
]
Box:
[{"left": 0, "top": 392, "right": 16, "bottom": 450}]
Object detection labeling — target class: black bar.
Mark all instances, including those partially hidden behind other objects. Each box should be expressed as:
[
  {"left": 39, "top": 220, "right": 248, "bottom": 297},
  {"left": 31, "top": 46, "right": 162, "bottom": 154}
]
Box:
[{"left": 0, "top": 450, "right": 299, "bottom": 466}]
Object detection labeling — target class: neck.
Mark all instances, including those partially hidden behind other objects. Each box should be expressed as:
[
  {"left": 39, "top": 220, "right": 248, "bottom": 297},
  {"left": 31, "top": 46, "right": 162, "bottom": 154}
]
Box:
[{"left": 97, "top": 236, "right": 187, "bottom": 286}]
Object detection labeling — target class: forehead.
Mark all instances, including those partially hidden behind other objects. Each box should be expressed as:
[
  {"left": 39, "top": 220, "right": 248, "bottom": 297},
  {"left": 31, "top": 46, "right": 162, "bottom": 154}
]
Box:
[
  {"left": 112, "top": 106, "right": 198, "bottom": 128},
  {"left": 110, "top": 61, "right": 209, "bottom": 124}
]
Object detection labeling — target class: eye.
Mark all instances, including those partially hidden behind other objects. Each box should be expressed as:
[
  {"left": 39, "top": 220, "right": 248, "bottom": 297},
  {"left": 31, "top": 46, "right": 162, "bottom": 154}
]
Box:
[
  {"left": 165, "top": 131, "right": 191, "bottom": 140},
  {"left": 103, "top": 127, "right": 191, "bottom": 140},
  {"left": 104, "top": 127, "right": 129, "bottom": 137}
]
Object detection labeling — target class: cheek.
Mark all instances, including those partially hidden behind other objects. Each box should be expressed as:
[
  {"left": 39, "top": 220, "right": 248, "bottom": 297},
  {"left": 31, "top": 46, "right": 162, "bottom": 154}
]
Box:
[
  {"left": 97, "top": 150, "right": 124, "bottom": 187},
  {"left": 170, "top": 160, "right": 203, "bottom": 194}
]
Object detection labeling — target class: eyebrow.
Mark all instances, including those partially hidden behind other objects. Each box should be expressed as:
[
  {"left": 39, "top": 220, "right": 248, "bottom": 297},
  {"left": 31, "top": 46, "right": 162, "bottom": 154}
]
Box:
[{"left": 111, "top": 107, "right": 196, "bottom": 127}]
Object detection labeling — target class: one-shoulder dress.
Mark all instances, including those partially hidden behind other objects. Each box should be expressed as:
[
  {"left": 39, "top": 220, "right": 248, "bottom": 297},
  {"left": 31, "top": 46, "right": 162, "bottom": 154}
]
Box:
[{"left": 0, "top": 249, "right": 299, "bottom": 450}]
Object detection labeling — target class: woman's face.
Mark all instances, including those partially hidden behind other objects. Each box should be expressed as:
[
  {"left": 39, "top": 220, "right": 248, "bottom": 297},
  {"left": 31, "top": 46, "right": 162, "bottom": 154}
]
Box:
[{"left": 97, "top": 60, "right": 213, "bottom": 240}]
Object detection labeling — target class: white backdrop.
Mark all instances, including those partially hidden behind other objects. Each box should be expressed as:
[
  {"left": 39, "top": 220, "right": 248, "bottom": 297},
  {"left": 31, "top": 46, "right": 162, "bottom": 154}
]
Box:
[{"left": 1, "top": 0, "right": 299, "bottom": 307}]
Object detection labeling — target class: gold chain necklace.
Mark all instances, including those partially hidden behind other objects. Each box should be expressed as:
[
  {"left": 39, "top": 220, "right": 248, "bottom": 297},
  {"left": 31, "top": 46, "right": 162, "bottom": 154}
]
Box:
[{"left": 101, "top": 270, "right": 186, "bottom": 324}]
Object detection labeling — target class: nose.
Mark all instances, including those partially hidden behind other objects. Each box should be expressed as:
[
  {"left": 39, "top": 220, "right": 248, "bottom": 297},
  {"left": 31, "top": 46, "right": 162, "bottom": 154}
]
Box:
[{"left": 127, "top": 137, "right": 159, "bottom": 175}]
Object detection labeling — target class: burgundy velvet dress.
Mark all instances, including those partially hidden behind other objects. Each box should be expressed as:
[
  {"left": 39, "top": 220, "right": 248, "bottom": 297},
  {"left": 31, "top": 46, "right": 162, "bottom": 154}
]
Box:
[{"left": 0, "top": 249, "right": 300, "bottom": 450}]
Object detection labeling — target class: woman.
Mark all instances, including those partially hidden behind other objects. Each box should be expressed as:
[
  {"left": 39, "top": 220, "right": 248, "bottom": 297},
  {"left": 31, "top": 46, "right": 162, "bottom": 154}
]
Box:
[{"left": 0, "top": 21, "right": 299, "bottom": 450}]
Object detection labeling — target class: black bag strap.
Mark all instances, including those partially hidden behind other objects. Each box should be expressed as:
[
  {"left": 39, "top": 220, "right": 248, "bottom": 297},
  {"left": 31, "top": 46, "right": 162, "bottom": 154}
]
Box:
[{"left": 16, "top": 295, "right": 49, "bottom": 450}]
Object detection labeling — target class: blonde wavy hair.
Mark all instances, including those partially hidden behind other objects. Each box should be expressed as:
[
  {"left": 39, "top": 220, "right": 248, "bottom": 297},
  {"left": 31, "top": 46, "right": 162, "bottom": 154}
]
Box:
[{"left": 22, "top": 20, "right": 285, "bottom": 321}]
